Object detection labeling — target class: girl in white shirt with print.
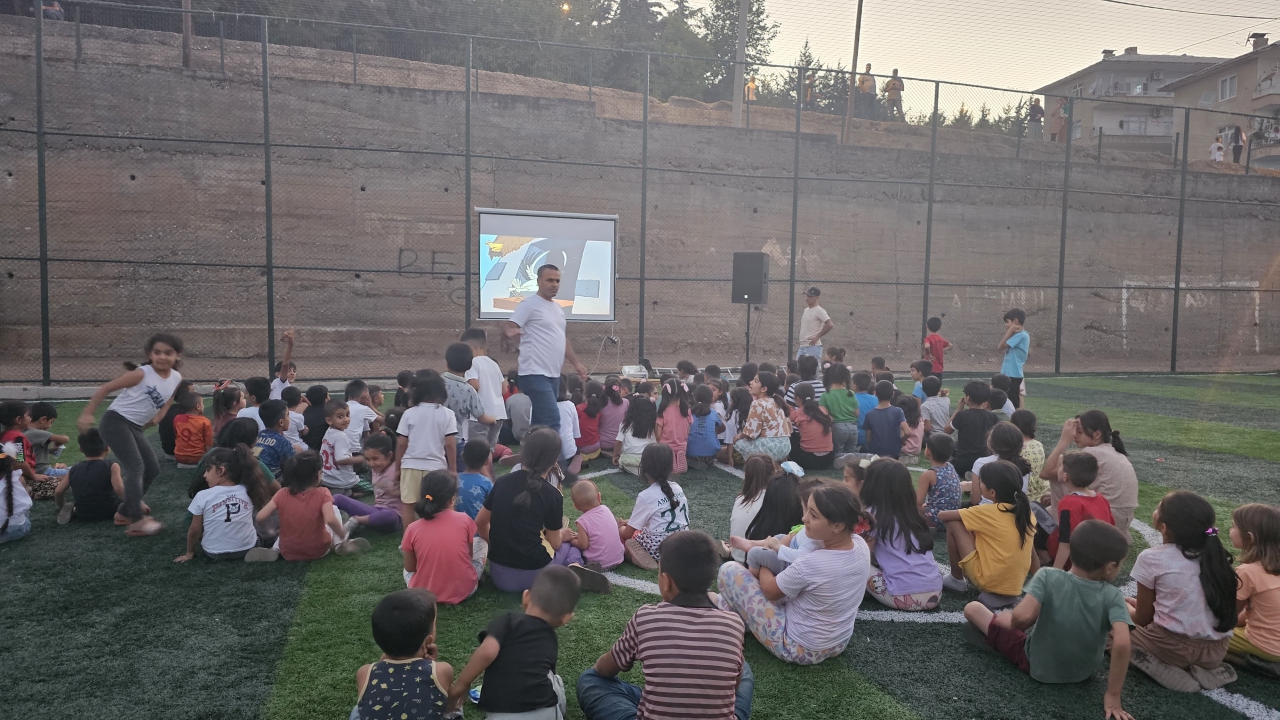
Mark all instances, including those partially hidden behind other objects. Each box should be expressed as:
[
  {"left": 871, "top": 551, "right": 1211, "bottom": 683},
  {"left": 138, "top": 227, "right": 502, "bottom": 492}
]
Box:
[
  {"left": 78, "top": 333, "right": 184, "bottom": 537},
  {"left": 618, "top": 443, "right": 689, "bottom": 569},
  {"left": 175, "top": 444, "right": 267, "bottom": 562}
]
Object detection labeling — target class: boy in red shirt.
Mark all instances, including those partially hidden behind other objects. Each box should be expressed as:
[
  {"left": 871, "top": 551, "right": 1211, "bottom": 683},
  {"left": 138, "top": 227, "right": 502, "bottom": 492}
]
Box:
[
  {"left": 1044, "top": 451, "right": 1114, "bottom": 570},
  {"left": 922, "top": 316, "right": 953, "bottom": 381},
  {"left": 173, "top": 392, "right": 213, "bottom": 467}
]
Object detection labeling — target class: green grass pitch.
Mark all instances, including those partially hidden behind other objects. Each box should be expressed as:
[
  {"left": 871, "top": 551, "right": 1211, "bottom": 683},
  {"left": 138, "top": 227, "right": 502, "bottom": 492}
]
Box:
[{"left": 5, "top": 374, "right": 1280, "bottom": 719}]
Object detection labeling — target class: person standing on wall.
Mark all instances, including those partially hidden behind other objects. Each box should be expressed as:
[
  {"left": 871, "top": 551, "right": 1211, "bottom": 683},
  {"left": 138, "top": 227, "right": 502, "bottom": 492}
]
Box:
[
  {"left": 796, "top": 287, "right": 834, "bottom": 361},
  {"left": 856, "top": 64, "right": 876, "bottom": 120},
  {"left": 503, "top": 264, "right": 589, "bottom": 435},
  {"left": 1050, "top": 98, "right": 1068, "bottom": 143},
  {"left": 1231, "top": 125, "right": 1246, "bottom": 164},
  {"left": 884, "top": 70, "right": 905, "bottom": 122},
  {"left": 1027, "top": 98, "right": 1045, "bottom": 140}
]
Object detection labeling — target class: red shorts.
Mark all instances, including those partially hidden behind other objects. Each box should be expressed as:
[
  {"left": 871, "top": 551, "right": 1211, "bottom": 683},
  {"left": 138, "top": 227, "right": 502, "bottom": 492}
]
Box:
[{"left": 987, "top": 617, "right": 1031, "bottom": 674}]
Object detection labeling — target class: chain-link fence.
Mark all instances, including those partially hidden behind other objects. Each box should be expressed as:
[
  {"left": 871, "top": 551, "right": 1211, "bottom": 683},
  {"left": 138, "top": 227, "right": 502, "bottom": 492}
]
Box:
[{"left": 2, "top": 3, "right": 1279, "bottom": 383}]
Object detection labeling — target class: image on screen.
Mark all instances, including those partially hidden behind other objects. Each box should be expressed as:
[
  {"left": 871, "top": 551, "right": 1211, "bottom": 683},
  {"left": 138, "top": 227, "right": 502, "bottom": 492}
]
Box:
[{"left": 478, "top": 209, "right": 616, "bottom": 321}]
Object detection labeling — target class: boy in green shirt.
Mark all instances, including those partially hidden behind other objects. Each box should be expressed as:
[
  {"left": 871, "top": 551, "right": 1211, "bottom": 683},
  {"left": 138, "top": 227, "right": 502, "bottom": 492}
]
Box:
[{"left": 964, "top": 520, "right": 1135, "bottom": 720}]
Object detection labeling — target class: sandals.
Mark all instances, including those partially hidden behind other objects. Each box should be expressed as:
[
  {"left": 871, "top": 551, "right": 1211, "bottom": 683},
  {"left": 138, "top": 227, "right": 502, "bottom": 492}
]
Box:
[{"left": 624, "top": 538, "right": 659, "bottom": 571}]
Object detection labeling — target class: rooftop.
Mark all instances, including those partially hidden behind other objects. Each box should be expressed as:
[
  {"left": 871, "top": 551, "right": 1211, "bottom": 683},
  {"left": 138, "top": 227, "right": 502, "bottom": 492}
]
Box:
[{"left": 1034, "top": 49, "right": 1228, "bottom": 94}]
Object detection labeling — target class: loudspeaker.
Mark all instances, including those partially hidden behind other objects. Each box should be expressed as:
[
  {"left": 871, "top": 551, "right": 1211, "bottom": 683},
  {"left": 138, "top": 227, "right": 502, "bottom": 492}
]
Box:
[{"left": 732, "top": 252, "right": 769, "bottom": 304}]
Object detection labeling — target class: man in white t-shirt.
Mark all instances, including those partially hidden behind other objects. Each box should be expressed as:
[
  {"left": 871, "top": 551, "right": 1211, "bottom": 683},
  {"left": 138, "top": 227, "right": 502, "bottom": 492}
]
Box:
[
  {"left": 796, "top": 286, "right": 834, "bottom": 360},
  {"left": 502, "top": 264, "right": 589, "bottom": 434},
  {"left": 461, "top": 327, "right": 507, "bottom": 448}
]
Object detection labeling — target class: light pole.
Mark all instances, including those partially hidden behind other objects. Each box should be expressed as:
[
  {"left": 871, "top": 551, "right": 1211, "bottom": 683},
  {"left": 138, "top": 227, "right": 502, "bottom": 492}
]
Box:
[{"left": 841, "top": 0, "right": 865, "bottom": 144}]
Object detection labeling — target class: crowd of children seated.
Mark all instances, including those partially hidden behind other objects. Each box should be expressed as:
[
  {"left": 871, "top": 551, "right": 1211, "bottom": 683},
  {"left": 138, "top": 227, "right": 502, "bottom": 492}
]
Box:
[{"left": 2, "top": 308, "right": 1278, "bottom": 720}]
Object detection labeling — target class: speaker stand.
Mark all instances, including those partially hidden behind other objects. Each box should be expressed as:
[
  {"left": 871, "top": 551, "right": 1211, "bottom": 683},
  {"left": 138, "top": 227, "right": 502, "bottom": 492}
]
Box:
[{"left": 744, "top": 303, "right": 751, "bottom": 364}]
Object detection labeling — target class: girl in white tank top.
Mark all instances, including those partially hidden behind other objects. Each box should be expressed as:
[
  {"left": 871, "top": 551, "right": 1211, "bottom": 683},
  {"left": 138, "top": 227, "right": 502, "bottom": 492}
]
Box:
[{"left": 79, "top": 334, "right": 185, "bottom": 536}]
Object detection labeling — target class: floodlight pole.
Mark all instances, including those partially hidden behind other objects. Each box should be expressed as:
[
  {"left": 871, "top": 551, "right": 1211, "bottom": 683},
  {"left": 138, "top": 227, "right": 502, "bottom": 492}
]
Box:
[
  {"left": 730, "top": 0, "right": 749, "bottom": 128},
  {"left": 841, "top": 0, "right": 865, "bottom": 144}
]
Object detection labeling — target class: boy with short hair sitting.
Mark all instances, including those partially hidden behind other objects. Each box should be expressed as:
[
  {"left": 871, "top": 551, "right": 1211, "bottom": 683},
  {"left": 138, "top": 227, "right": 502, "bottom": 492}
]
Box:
[
  {"left": 963, "top": 520, "right": 1134, "bottom": 720},
  {"left": 448, "top": 566, "right": 582, "bottom": 718},
  {"left": 352, "top": 588, "right": 454, "bottom": 720},
  {"left": 919, "top": 376, "right": 950, "bottom": 435},
  {"left": 254, "top": 400, "right": 296, "bottom": 479},
  {"left": 1041, "top": 452, "right": 1114, "bottom": 570},
  {"left": 567, "top": 479, "right": 625, "bottom": 572},
  {"left": 455, "top": 438, "right": 494, "bottom": 521},
  {"left": 173, "top": 392, "right": 214, "bottom": 468},
  {"left": 280, "top": 385, "right": 309, "bottom": 453},
  {"left": 577, "top": 530, "right": 753, "bottom": 720},
  {"left": 54, "top": 428, "right": 123, "bottom": 524},
  {"left": 25, "top": 401, "right": 70, "bottom": 480}
]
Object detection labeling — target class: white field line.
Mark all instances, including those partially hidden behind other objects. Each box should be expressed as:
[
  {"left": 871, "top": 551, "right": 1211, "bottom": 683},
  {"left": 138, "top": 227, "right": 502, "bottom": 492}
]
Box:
[
  {"left": 1202, "top": 689, "right": 1280, "bottom": 720},
  {"left": 580, "top": 467, "right": 622, "bottom": 480}
]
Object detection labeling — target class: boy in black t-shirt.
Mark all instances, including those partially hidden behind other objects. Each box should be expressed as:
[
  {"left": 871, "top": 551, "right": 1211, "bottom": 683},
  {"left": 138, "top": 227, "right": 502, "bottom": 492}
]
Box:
[
  {"left": 54, "top": 429, "right": 124, "bottom": 524},
  {"left": 944, "top": 381, "right": 999, "bottom": 478},
  {"left": 448, "top": 565, "right": 582, "bottom": 716}
]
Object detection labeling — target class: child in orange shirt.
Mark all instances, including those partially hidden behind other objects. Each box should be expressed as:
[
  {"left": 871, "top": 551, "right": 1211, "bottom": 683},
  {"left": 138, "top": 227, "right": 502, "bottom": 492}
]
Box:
[{"left": 173, "top": 393, "right": 213, "bottom": 468}]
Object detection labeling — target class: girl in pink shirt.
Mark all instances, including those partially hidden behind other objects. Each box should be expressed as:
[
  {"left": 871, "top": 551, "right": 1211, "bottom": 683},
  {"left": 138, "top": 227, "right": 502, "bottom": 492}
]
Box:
[
  {"left": 895, "top": 395, "right": 926, "bottom": 465},
  {"left": 789, "top": 382, "right": 833, "bottom": 470},
  {"left": 401, "top": 470, "right": 488, "bottom": 604},
  {"left": 655, "top": 379, "right": 691, "bottom": 474}
]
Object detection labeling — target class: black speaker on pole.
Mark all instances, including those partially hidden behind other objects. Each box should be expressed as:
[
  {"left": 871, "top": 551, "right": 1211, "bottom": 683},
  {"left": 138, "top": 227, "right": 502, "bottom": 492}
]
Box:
[{"left": 732, "top": 252, "right": 769, "bottom": 304}]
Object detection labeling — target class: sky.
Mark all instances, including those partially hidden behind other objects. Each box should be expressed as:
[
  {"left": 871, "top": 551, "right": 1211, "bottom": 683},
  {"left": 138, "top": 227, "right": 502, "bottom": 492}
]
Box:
[{"left": 725, "top": 0, "right": 1275, "bottom": 90}]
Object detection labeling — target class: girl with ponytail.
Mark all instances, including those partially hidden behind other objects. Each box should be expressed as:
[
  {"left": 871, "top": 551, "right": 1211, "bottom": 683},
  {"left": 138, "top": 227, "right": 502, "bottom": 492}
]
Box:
[
  {"left": 476, "top": 428, "right": 586, "bottom": 593},
  {"left": 597, "top": 375, "right": 630, "bottom": 454},
  {"left": 938, "top": 460, "right": 1036, "bottom": 598},
  {"left": 175, "top": 444, "right": 263, "bottom": 562},
  {"left": 402, "top": 470, "right": 488, "bottom": 604},
  {"left": 656, "top": 378, "right": 692, "bottom": 474},
  {"left": 0, "top": 449, "right": 33, "bottom": 543},
  {"left": 1041, "top": 409, "right": 1139, "bottom": 533},
  {"left": 619, "top": 443, "right": 689, "bottom": 569},
  {"left": 731, "top": 371, "right": 794, "bottom": 463},
  {"left": 1127, "top": 491, "right": 1239, "bottom": 691}
]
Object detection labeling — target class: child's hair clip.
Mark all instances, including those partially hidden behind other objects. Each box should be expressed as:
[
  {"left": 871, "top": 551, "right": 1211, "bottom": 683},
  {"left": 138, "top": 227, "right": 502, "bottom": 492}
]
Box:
[
  {"left": 423, "top": 494, "right": 433, "bottom": 501},
  {"left": 1205, "top": 527, "right": 1219, "bottom": 537},
  {"left": 779, "top": 461, "right": 804, "bottom": 477},
  {"left": 858, "top": 455, "right": 880, "bottom": 469}
]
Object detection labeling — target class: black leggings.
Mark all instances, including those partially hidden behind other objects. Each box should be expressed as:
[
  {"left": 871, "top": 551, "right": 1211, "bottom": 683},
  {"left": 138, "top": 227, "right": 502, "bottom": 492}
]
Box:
[
  {"left": 1008, "top": 377, "right": 1023, "bottom": 409},
  {"left": 98, "top": 410, "right": 160, "bottom": 521}
]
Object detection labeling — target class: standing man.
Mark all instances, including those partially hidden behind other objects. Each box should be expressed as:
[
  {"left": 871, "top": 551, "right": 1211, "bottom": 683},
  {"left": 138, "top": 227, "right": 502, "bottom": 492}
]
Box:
[
  {"left": 796, "top": 287, "right": 833, "bottom": 360},
  {"left": 856, "top": 63, "right": 876, "bottom": 119},
  {"left": 884, "top": 69, "right": 905, "bottom": 122},
  {"left": 502, "top": 264, "right": 589, "bottom": 434},
  {"left": 1027, "top": 98, "right": 1045, "bottom": 140}
]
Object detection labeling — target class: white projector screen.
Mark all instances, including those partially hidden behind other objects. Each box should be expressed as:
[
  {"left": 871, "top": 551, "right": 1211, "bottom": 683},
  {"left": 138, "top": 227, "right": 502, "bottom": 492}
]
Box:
[{"left": 477, "top": 208, "right": 617, "bottom": 321}]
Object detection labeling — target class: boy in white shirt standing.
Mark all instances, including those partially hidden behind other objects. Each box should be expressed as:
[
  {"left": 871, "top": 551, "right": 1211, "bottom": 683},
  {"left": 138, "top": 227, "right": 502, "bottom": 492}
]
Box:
[
  {"left": 269, "top": 330, "right": 296, "bottom": 399},
  {"left": 343, "top": 379, "right": 383, "bottom": 451},
  {"left": 461, "top": 328, "right": 507, "bottom": 449}
]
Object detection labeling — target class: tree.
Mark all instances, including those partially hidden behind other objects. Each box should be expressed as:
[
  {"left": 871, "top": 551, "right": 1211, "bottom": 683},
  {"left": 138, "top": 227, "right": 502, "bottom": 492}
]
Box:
[
  {"left": 950, "top": 102, "right": 974, "bottom": 130},
  {"left": 650, "top": 2, "right": 717, "bottom": 101},
  {"left": 700, "top": 0, "right": 780, "bottom": 100}
]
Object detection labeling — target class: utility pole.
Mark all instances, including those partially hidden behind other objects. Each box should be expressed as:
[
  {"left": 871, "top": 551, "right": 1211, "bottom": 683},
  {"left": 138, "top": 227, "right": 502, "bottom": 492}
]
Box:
[
  {"left": 181, "top": 0, "right": 192, "bottom": 68},
  {"left": 730, "top": 0, "right": 750, "bottom": 128},
  {"left": 840, "top": 0, "right": 865, "bottom": 144}
]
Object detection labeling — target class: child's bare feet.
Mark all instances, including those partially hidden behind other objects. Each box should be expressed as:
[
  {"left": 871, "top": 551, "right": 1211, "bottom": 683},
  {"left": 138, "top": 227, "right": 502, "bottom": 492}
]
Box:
[
  {"left": 125, "top": 517, "right": 163, "bottom": 536},
  {"left": 729, "top": 536, "right": 754, "bottom": 552}
]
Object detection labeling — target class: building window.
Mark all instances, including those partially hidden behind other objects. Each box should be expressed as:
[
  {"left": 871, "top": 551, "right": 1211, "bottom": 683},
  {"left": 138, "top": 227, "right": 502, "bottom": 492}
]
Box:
[
  {"left": 1071, "top": 82, "right": 1084, "bottom": 98},
  {"left": 1219, "top": 75, "right": 1237, "bottom": 101}
]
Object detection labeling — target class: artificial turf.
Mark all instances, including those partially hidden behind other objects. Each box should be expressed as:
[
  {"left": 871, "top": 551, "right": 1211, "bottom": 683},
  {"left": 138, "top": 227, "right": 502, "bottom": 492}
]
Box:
[{"left": 4, "top": 376, "right": 1279, "bottom": 719}]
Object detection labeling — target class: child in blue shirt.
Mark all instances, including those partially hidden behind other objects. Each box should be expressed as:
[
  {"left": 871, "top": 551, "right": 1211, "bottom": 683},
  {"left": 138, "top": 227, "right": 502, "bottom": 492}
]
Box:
[
  {"left": 454, "top": 437, "right": 493, "bottom": 520},
  {"left": 253, "top": 400, "right": 296, "bottom": 479},
  {"left": 852, "top": 371, "right": 879, "bottom": 449},
  {"left": 998, "top": 308, "right": 1029, "bottom": 409},
  {"left": 686, "top": 384, "right": 724, "bottom": 471},
  {"left": 909, "top": 360, "right": 932, "bottom": 401}
]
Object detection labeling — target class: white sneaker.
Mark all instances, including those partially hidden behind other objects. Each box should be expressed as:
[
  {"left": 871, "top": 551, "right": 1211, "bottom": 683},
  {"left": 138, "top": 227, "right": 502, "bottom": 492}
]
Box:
[
  {"left": 942, "top": 574, "right": 970, "bottom": 593},
  {"left": 344, "top": 516, "right": 360, "bottom": 536}
]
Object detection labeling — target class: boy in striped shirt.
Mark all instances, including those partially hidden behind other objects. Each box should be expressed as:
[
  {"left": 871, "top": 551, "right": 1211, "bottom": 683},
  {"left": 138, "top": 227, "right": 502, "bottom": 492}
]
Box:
[{"left": 577, "top": 530, "right": 753, "bottom": 720}]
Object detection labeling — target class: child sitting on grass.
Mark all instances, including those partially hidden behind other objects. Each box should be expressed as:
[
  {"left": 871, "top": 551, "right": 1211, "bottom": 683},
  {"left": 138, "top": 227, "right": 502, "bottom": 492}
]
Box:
[
  {"left": 0, "top": 450, "right": 32, "bottom": 543},
  {"left": 861, "top": 458, "right": 943, "bottom": 611},
  {"left": 211, "top": 383, "right": 245, "bottom": 436},
  {"left": 254, "top": 400, "right": 296, "bottom": 480},
  {"left": 863, "top": 380, "right": 909, "bottom": 459},
  {"left": 731, "top": 469, "right": 823, "bottom": 575},
  {"left": 656, "top": 378, "right": 692, "bottom": 474},
  {"left": 237, "top": 376, "right": 272, "bottom": 431},
  {"left": 963, "top": 520, "right": 1134, "bottom": 720},
  {"left": 728, "top": 454, "right": 773, "bottom": 562},
  {"left": 173, "top": 391, "right": 213, "bottom": 468},
  {"left": 1041, "top": 452, "right": 1113, "bottom": 571},
  {"left": 945, "top": 381, "right": 999, "bottom": 478},
  {"left": 0, "top": 400, "right": 52, "bottom": 500},
  {"left": 353, "top": 588, "right": 453, "bottom": 720},
  {"left": 1126, "top": 491, "right": 1239, "bottom": 692},
  {"left": 249, "top": 451, "right": 370, "bottom": 562},
  {"left": 1228, "top": 503, "right": 1280, "bottom": 676},
  {"left": 175, "top": 445, "right": 263, "bottom": 563},
  {"left": 577, "top": 530, "right": 752, "bottom": 720},
  {"left": 158, "top": 383, "right": 194, "bottom": 460},
  {"left": 455, "top": 438, "right": 494, "bottom": 521},
  {"left": 54, "top": 429, "right": 122, "bottom": 524},
  {"left": 686, "top": 384, "right": 725, "bottom": 471},
  {"left": 280, "top": 386, "right": 308, "bottom": 452},
  {"left": 25, "top": 401, "right": 70, "bottom": 480},
  {"left": 788, "top": 383, "right": 833, "bottom": 470},
  {"left": 916, "top": 433, "right": 961, "bottom": 528},
  {"left": 334, "top": 433, "right": 402, "bottom": 536},
  {"left": 1011, "top": 409, "right": 1046, "bottom": 501},
  {"left": 269, "top": 330, "right": 296, "bottom": 399},
  {"left": 619, "top": 444, "right": 690, "bottom": 570},
  {"left": 321, "top": 400, "right": 365, "bottom": 496},
  {"left": 895, "top": 395, "right": 924, "bottom": 465},
  {"left": 447, "top": 566, "right": 582, "bottom": 717},
  {"left": 401, "top": 470, "right": 487, "bottom": 605},
  {"left": 940, "top": 461, "right": 1036, "bottom": 601},
  {"left": 612, "top": 396, "right": 657, "bottom": 475},
  {"left": 566, "top": 479, "right": 625, "bottom": 572},
  {"left": 918, "top": 376, "right": 950, "bottom": 435}
]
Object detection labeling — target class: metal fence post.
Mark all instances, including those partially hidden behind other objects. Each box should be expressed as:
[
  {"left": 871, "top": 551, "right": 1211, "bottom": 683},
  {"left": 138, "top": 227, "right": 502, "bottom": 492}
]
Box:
[
  {"left": 1172, "top": 132, "right": 1179, "bottom": 166},
  {"left": 921, "top": 81, "right": 939, "bottom": 340},
  {"left": 218, "top": 19, "right": 224, "bottom": 76},
  {"left": 352, "top": 32, "right": 358, "bottom": 84},
  {"left": 637, "top": 53, "right": 650, "bottom": 361},
  {"left": 464, "top": 37, "right": 472, "bottom": 330},
  {"left": 1015, "top": 118, "right": 1022, "bottom": 159},
  {"left": 587, "top": 51, "right": 592, "bottom": 101},
  {"left": 1097, "top": 128, "right": 1103, "bottom": 165},
  {"left": 74, "top": 5, "right": 81, "bottom": 65},
  {"left": 36, "top": 10, "right": 51, "bottom": 385},
  {"left": 1169, "top": 108, "right": 1191, "bottom": 372},
  {"left": 786, "top": 68, "right": 803, "bottom": 359},
  {"left": 261, "top": 17, "right": 276, "bottom": 373},
  {"left": 1052, "top": 98, "right": 1075, "bottom": 374},
  {"left": 1245, "top": 137, "right": 1253, "bottom": 175}
]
